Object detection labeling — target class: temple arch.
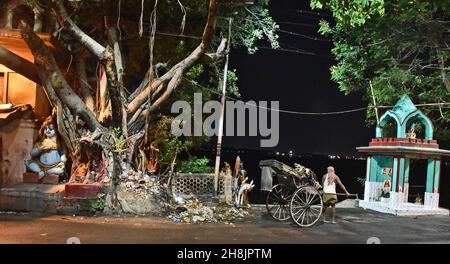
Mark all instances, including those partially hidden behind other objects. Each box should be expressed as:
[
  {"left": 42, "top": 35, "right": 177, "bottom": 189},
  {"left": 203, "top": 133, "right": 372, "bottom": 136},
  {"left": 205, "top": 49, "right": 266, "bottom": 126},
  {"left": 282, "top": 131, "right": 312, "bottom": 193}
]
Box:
[
  {"left": 1, "top": 1, "right": 37, "bottom": 30},
  {"left": 11, "top": 4, "right": 35, "bottom": 29},
  {"left": 377, "top": 111, "right": 402, "bottom": 138},
  {"left": 404, "top": 111, "right": 434, "bottom": 140}
]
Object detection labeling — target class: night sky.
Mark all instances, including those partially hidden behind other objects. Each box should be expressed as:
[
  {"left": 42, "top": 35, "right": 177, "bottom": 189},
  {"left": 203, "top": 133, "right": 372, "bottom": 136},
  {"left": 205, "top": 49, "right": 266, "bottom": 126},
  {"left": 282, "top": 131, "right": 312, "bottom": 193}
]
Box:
[{"left": 222, "top": 0, "right": 373, "bottom": 155}]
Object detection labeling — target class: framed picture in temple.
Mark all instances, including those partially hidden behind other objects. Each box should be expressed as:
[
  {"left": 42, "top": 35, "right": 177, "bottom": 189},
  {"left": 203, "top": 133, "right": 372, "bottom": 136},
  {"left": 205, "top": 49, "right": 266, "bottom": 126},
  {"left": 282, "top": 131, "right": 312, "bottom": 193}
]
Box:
[{"left": 382, "top": 167, "right": 393, "bottom": 176}]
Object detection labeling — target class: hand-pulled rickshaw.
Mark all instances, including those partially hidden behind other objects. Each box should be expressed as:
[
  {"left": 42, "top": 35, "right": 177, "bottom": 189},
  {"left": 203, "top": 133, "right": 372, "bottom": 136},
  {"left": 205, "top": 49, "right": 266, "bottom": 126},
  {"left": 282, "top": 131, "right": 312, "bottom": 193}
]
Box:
[{"left": 259, "top": 159, "right": 323, "bottom": 227}]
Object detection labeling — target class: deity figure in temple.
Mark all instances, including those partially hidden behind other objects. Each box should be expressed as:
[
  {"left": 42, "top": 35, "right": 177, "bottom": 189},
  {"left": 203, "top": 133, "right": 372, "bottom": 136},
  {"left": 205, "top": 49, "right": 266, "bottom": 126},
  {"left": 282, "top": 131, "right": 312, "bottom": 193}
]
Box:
[{"left": 25, "top": 116, "right": 67, "bottom": 180}]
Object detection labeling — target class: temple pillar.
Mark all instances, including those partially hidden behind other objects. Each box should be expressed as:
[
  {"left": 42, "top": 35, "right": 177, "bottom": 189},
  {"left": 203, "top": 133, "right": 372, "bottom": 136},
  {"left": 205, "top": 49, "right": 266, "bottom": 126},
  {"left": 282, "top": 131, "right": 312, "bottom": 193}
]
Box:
[
  {"left": 425, "top": 159, "right": 435, "bottom": 193},
  {"left": 390, "top": 157, "right": 406, "bottom": 209},
  {"left": 364, "top": 156, "right": 373, "bottom": 202},
  {"left": 364, "top": 156, "right": 383, "bottom": 202},
  {"left": 375, "top": 126, "right": 381, "bottom": 138},
  {"left": 424, "top": 159, "right": 440, "bottom": 209},
  {"left": 5, "top": 9, "right": 14, "bottom": 29},
  {"left": 33, "top": 6, "right": 44, "bottom": 33},
  {"left": 392, "top": 157, "right": 399, "bottom": 192},
  {"left": 403, "top": 159, "right": 410, "bottom": 203}
]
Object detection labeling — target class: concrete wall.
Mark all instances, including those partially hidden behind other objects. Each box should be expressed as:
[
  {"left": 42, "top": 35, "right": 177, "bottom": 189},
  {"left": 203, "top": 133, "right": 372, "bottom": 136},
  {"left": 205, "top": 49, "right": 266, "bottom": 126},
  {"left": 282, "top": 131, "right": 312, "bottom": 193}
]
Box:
[
  {"left": 0, "top": 64, "right": 51, "bottom": 120},
  {"left": 0, "top": 119, "right": 38, "bottom": 187}
]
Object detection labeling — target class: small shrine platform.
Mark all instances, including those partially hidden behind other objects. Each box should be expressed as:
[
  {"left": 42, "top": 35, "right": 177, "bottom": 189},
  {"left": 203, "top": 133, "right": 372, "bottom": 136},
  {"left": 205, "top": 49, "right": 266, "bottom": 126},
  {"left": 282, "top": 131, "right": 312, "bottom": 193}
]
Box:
[{"left": 360, "top": 200, "right": 449, "bottom": 216}]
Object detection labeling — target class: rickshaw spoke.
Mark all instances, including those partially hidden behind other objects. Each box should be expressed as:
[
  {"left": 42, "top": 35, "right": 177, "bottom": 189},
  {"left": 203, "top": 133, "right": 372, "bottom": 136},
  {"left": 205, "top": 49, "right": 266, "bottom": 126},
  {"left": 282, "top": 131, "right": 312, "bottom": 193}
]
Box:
[
  {"left": 272, "top": 206, "right": 281, "bottom": 216},
  {"left": 304, "top": 209, "right": 310, "bottom": 224},
  {"left": 310, "top": 205, "right": 322, "bottom": 212},
  {"left": 278, "top": 206, "right": 285, "bottom": 219},
  {"left": 309, "top": 207, "right": 320, "bottom": 216},
  {"left": 305, "top": 190, "right": 311, "bottom": 204},
  {"left": 309, "top": 196, "right": 320, "bottom": 205},
  {"left": 295, "top": 192, "right": 306, "bottom": 205},
  {"left": 271, "top": 192, "right": 281, "bottom": 201},
  {"left": 294, "top": 208, "right": 306, "bottom": 223},
  {"left": 306, "top": 209, "right": 313, "bottom": 223},
  {"left": 300, "top": 210, "right": 307, "bottom": 225},
  {"left": 291, "top": 208, "right": 303, "bottom": 218}
]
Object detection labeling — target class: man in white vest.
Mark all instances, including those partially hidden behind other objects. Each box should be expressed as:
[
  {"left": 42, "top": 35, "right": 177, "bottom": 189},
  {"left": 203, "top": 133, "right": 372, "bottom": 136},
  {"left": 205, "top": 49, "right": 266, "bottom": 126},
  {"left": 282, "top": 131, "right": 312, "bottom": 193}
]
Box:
[{"left": 322, "top": 166, "right": 350, "bottom": 224}]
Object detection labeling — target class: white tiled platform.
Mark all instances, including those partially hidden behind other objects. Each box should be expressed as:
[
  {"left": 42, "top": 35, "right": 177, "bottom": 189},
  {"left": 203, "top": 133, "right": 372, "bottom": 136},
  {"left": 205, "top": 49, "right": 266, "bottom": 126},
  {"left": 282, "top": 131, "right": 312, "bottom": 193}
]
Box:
[{"left": 359, "top": 200, "right": 449, "bottom": 216}]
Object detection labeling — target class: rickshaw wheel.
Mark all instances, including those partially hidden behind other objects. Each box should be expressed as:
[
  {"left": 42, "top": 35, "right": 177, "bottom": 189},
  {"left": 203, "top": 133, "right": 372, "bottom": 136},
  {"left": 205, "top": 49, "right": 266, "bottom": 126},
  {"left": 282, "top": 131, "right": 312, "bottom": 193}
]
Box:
[
  {"left": 266, "top": 184, "right": 292, "bottom": 221},
  {"left": 290, "top": 186, "right": 323, "bottom": 227}
]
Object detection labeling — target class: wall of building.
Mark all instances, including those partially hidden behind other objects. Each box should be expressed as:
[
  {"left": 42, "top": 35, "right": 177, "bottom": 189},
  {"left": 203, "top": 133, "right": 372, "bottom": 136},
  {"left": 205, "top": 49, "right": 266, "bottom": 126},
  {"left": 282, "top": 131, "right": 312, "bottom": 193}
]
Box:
[
  {"left": 0, "top": 118, "right": 38, "bottom": 187},
  {"left": 370, "top": 155, "right": 394, "bottom": 183},
  {"left": 0, "top": 65, "right": 51, "bottom": 119}
]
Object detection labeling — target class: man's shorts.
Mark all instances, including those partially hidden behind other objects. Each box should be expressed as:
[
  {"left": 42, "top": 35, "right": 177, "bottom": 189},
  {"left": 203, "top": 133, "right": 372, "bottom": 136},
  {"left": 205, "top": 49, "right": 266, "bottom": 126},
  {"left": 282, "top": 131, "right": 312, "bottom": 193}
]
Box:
[{"left": 323, "top": 193, "right": 338, "bottom": 207}]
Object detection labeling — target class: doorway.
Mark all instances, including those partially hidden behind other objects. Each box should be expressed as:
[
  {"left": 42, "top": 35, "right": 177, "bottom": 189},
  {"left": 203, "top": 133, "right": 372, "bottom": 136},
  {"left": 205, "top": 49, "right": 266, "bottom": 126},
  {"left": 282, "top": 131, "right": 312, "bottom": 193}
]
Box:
[{"left": 407, "top": 159, "right": 428, "bottom": 204}]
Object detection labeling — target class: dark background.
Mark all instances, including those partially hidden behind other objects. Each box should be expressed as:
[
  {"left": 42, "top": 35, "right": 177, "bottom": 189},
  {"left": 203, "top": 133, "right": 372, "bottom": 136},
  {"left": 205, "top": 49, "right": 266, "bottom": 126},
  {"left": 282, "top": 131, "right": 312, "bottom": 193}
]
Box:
[
  {"left": 223, "top": 0, "right": 373, "bottom": 155},
  {"left": 199, "top": 1, "right": 450, "bottom": 207}
]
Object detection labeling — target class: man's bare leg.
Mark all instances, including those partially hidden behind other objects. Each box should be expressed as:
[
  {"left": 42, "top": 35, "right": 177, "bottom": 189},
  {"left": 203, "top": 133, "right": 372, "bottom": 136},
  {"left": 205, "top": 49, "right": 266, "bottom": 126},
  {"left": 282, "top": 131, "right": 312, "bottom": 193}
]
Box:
[
  {"left": 323, "top": 206, "right": 330, "bottom": 223},
  {"left": 332, "top": 205, "right": 337, "bottom": 224}
]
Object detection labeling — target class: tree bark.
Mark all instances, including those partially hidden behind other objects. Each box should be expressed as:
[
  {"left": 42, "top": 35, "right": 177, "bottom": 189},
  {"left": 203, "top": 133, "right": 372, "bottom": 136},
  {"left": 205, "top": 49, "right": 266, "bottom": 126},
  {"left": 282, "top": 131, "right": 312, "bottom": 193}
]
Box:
[
  {"left": 106, "top": 27, "right": 125, "bottom": 97},
  {"left": 103, "top": 47, "right": 123, "bottom": 129},
  {"left": 36, "top": 69, "right": 76, "bottom": 154},
  {"left": 20, "top": 25, "right": 103, "bottom": 132},
  {"left": 74, "top": 56, "right": 96, "bottom": 113},
  {"left": 97, "top": 64, "right": 111, "bottom": 123}
]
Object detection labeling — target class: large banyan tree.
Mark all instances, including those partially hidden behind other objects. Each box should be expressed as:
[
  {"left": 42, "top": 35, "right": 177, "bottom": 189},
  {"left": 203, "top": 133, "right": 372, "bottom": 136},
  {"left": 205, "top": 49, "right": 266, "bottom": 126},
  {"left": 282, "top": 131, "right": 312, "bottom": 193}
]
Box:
[{"left": 0, "top": 0, "right": 278, "bottom": 204}]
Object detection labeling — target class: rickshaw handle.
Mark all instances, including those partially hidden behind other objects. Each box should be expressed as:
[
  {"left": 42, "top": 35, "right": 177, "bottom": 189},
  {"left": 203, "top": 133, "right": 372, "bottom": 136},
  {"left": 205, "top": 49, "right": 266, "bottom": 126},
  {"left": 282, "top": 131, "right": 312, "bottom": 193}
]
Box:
[{"left": 335, "top": 193, "right": 359, "bottom": 199}]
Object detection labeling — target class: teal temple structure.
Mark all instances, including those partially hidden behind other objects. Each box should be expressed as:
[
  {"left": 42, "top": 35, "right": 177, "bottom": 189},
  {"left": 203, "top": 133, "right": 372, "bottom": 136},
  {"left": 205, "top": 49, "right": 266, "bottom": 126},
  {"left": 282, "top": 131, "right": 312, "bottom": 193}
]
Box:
[{"left": 357, "top": 95, "right": 450, "bottom": 216}]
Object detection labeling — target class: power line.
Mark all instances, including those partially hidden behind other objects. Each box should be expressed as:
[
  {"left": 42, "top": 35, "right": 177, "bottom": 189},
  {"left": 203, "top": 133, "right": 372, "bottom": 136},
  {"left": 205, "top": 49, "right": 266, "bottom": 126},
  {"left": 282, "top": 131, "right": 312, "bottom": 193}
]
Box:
[
  {"left": 190, "top": 80, "right": 450, "bottom": 116},
  {"left": 241, "top": 17, "right": 329, "bottom": 42},
  {"left": 277, "top": 21, "right": 319, "bottom": 28},
  {"left": 256, "top": 45, "right": 334, "bottom": 59},
  {"left": 277, "top": 28, "right": 331, "bottom": 42},
  {"left": 155, "top": 31, "right": 202, "bottom": 40},
  {"left": 271, "top": 7, "right": 331, "bottom": 21},
  {"left": 294, "top": 9, "right": 332, "bottom": 18}
]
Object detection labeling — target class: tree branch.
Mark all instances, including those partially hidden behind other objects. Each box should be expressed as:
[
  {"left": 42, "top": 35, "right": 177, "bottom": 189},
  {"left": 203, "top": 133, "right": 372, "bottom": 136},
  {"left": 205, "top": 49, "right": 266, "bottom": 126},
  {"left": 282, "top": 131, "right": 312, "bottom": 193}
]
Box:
[
  {"left": 53, "top": 0, "right": 107, "bottom": 60},
  {"left": 202, "top": 38, "right": 227, "bottom": 63},
  {"left": 21, "top": 24, "right": 103, "bottom": 132},
  {"left": 0, "top": 45, "right": 41, "bottom": 84},
  {"left": 127, "top": 0, "right": 219, "bottom": 114}
]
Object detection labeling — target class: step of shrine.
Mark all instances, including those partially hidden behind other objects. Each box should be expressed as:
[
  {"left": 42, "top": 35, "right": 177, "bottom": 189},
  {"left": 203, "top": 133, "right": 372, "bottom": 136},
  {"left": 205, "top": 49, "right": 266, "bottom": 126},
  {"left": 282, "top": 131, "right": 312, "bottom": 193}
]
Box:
[
  {"left": 0, "top": 183, "right": 103, "bottom": 214},
  {"left": 0, "top": 183, "right": 67, "bottom": 213}
]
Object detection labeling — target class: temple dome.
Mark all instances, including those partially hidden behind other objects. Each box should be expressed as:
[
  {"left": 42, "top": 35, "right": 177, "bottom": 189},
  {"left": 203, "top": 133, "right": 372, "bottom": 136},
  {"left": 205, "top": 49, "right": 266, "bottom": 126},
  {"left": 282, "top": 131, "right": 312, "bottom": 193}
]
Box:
[{"left": 377, "top": 95, "right": 433, "bottom": 140}]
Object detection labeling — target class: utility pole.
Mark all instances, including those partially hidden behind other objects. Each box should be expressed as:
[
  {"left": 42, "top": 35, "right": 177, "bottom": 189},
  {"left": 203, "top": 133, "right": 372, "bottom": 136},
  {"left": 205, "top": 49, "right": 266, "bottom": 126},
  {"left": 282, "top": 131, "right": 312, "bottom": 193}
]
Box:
[
  {"left": 213, "top": 17, "right": 232, "bottom": 198},
  {"left": 369, "top": 80, "right": 380, "bottom": 125}
]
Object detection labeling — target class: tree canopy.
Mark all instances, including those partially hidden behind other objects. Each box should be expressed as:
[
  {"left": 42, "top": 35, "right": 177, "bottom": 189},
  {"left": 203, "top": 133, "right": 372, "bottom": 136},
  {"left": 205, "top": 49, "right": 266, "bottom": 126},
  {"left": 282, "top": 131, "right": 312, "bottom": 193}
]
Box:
[{"left": 312, "top": 0, "right": 450, "bottom": 139}]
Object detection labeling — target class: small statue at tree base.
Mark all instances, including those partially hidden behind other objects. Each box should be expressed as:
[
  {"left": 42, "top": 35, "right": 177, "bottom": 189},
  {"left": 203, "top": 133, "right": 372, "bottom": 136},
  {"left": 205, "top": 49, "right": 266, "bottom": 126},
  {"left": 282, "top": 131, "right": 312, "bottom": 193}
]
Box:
[
  {"left": 25, "top": 116, "right": 66, "bottom": 182},
  {"left": 234, "top": 168, "right": 255, "bottom": 208}
]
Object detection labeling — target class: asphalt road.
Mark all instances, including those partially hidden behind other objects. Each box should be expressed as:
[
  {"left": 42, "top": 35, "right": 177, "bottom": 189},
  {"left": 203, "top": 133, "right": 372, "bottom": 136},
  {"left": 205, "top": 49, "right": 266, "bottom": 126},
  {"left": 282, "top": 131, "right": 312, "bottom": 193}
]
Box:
[{"left": 0, "top": 207, "right": 449, "bottom": 244}]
